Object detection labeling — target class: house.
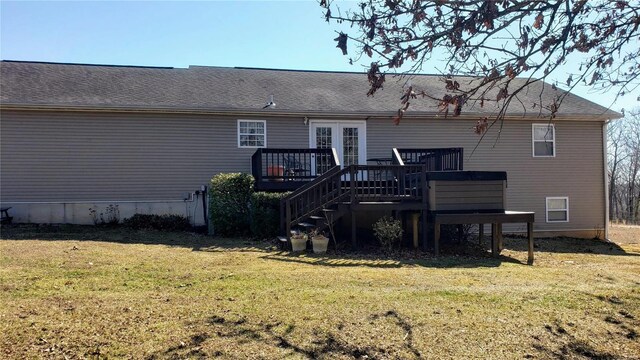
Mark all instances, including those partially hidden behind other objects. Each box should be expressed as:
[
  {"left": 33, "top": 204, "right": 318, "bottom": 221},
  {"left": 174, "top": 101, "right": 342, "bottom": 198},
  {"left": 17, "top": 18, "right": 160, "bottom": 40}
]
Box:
[{"left": 0, "top": 60, "right": 620, "bottom": 239}]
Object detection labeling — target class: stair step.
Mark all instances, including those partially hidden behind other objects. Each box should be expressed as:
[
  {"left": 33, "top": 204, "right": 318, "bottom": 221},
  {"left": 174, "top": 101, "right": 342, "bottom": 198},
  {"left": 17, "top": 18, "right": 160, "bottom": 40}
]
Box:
[
  {"left": 322, "top": 208, "right": 337, "bottom": 212},
  {"left": 309, "top": 215, "right": 324, "bottom": 220},
  {"left": 298, "top": 222, "right": 316, "bottom": 228},
  {"left": 277, "top": 236, "right": 288, "bottom": 243}
]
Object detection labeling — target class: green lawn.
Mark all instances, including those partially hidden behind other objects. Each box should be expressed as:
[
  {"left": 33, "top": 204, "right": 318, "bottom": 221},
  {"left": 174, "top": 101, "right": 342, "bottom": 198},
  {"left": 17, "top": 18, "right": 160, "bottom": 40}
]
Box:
[{"left": 1, "top": 224, "right": 639, "bottom": 359}]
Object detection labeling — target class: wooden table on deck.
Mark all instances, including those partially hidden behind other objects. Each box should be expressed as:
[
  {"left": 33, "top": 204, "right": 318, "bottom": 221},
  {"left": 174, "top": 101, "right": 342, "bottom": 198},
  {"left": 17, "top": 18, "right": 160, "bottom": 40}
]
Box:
[
  {"left": 366, "top": 158, "right": 394, "bottom": 180},
  {"left": 431, "top": 211, "right": 535, "bottom": 264}
]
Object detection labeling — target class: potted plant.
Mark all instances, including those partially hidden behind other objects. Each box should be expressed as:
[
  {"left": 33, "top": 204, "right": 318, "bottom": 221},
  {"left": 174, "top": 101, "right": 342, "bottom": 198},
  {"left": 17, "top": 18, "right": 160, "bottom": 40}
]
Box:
[
  {"left": 290, "top": 231, "right": 308, "bottom": 252},
  {"left": 310, "top": 229, "right": 330, "bottom": 254}
]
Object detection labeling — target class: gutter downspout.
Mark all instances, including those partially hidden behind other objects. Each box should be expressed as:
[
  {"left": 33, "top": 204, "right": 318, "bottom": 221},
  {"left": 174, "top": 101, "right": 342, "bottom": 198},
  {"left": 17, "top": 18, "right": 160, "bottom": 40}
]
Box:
[{"left": 603, "top": 120, "right": 610, "bottom": 240}]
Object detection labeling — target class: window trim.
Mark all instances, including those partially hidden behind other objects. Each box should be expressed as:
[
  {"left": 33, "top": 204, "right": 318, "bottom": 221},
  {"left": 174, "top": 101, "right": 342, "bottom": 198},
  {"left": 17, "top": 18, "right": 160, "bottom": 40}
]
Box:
[
  {"left": 237, "top": 119, "right": 267, "bottom": 148},
  {"left": 532, "top": 123, "right": 556, "bottom": 158},
  {"left": 546, "top": 196, "right": 569, "bottom": 223}
]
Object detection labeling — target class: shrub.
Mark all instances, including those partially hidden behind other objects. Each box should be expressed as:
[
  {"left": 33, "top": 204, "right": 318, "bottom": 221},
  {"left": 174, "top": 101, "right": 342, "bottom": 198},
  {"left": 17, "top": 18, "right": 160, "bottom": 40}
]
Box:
[
  {"left": 88, "top": 204, "right": 120, "bottom": 226},
  {"left": 209, "top": 173, "right": 254, "bottom": 236},
  {"left": 122, "top": 214, "right": 191, "bottom": 231},
  {"left": 250, "top": 192, "right": 290, "bottom": 239},
  {"left": 373, "top": 216, "right": 403, "bottom": 250}
]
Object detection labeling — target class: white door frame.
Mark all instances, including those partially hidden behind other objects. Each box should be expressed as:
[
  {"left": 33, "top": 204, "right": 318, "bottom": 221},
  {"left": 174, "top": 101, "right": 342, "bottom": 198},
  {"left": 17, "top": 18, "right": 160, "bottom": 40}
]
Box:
[{"left": 308, "top": 120, "right": 367, "bottom": 168}]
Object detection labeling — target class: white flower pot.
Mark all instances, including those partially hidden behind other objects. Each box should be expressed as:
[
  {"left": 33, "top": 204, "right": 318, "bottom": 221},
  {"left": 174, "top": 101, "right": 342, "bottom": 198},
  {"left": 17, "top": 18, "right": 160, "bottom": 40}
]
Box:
[
  {"left": 312, "top": 235, "right": 329, "bottom": 254},
  {"left": 290, "top": 235, "right": 307, "bottom": 252}
]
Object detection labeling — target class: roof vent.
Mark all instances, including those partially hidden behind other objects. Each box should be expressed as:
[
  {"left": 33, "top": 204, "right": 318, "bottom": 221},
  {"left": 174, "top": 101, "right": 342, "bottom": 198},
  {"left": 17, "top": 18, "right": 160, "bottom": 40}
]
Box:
[{"left": 262, "top": 94, "right": 276, "bottom": 109}]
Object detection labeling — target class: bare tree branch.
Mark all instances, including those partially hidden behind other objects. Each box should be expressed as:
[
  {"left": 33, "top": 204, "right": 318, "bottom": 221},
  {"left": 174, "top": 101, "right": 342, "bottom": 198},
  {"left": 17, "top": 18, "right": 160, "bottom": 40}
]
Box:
[{"left": 322, "top": 0, "right": 639, "bottom": 129}]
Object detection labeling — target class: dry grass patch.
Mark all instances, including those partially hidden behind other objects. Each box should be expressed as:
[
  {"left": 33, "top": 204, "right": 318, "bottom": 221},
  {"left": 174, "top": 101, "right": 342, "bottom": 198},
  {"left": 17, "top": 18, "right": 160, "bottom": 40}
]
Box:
[
  {"left": 610, "top": 224, "right": 640, "bottom": 245},
  {"left": 1, "top": 224, "right": 639, "bottom": 359}
]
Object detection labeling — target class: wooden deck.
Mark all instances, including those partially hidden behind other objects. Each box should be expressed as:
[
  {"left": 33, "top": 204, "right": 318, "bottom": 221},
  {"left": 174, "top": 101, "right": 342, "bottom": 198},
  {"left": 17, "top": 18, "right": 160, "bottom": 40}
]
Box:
[
  {"left": 251, "top": 147, "right": 535, "bottom": 262},
  {"left": 252, "top": 147, "right": 464, "bottom": 192}
]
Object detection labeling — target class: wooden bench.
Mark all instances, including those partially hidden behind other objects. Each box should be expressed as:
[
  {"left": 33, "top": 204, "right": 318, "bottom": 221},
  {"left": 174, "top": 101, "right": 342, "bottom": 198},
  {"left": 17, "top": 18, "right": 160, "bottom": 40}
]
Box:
[
  {"left": 1, "top": 207, "right": 13, "bottom": 224},
  {"left": 431, "top": 211, "right": 535, "bottom": 264}
]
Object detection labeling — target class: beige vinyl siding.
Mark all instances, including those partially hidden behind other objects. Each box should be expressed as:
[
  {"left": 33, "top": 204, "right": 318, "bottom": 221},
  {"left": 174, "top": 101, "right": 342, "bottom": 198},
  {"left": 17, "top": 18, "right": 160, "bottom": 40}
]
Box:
[
  {"left": 0, "top": 110, "right": 308, "bottom": 202},
  {"left": 1, "top": 109, "right": 605, "bottom": 232},
  {"left": 367, "top": 118, "right": 605, "bottom": 232}
]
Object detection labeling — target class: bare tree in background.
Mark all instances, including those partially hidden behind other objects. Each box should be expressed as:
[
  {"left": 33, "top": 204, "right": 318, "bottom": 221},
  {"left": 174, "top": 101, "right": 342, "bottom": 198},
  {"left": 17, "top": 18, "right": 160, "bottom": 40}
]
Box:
[
  {"left": 321, "top": 0, "right": 639, "bottom": 129},
  {"left": 609, "top": 109, "right": 640, "bottom": 223}
]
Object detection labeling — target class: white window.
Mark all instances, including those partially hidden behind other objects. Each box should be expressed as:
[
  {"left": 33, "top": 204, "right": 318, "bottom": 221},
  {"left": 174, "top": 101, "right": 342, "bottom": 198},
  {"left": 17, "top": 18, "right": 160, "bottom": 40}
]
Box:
[
  {"left": 532, "top": 124, "right": 555, "bottom": 157},
  {"left": 546, "top": 197, "right": 569, "bottom": 222},
  {"left": 237, "top": 120, "right": 266, "bottom": 148}
]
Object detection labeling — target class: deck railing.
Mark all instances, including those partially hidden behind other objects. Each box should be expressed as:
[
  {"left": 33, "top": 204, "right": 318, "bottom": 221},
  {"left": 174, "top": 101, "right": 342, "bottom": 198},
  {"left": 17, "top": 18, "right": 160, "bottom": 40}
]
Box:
[
  {"left": 252, "top": 148, "right": 340, "bottom": 191},
  {"left": 393, "top": 147, "right": 464, "bottom": 171},
  {"left": 282, "top": 164, "right": 428, "bottom": 235},
  {"left": 347, "top": 165, "right": 426, "bottom": 202},
  {"left": 282, "top": 166, "right": 349, "bottom": 234}
]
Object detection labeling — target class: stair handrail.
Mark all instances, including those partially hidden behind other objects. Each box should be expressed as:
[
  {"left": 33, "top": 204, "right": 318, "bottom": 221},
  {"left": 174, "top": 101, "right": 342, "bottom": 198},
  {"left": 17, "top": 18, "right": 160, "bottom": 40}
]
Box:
[
  {"left": 284, "top": 149, "right": 340, "bottom": 200},
  {"left": 281, "top": 165, "right": 351, "bottom": 237},
  {"left": 280, "top": 147, "right": 342, "bottom": 236},
  {"left": 286, "top": 165, "right": 341, "bottom": 200},
  {"left": 391, "top": 148, "right": 405, "bottom": 165}
]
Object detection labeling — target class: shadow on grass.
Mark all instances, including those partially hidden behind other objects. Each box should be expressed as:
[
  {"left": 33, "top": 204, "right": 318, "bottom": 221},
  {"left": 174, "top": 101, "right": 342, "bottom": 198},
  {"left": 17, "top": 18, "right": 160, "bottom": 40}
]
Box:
[
  {"left": 0, "top": 223, "right": 229, "bottom": 249},
  {"left": 2, "top": 224, "right": 636, "bottom": 271},
  {"left": 530, "top": 315, "right": 634, "bottom": 360},
  {"left": 497, "top": 235, "right": 639, "bottom": 257},
  {"left": 0, "top": 224, "right": 526, "bottom": 268},
  {"left": 258, "top": 250, "right": 522, "bottom": 269},
  {"left": 147, "top": 309, "right": 422, "bottom": 359}
]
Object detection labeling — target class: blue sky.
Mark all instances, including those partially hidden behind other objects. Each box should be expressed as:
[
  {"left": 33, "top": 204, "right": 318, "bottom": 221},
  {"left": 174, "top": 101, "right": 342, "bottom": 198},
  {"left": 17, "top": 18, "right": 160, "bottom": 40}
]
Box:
[
  {"left": 1, "top": 1, "right": 351, "bottom": 69},
  {"left": 1, "top": 0, "right": 637, "bottom": 112}
]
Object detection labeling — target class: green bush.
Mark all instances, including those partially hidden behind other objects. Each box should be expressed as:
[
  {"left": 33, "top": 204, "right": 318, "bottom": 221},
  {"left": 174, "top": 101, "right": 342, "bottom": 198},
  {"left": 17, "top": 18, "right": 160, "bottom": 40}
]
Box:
[
  {"left": 250, "top": 192, "right": 290, "bottom": 239},
  {"left": 373, "top": 216, "right": 403, "bottom": 250},
  {"left": 209, "top": 173, "right": 254, "bottom": 236},
  {"left": 122, "top": 214, "right": 191, "bottom": 231}
]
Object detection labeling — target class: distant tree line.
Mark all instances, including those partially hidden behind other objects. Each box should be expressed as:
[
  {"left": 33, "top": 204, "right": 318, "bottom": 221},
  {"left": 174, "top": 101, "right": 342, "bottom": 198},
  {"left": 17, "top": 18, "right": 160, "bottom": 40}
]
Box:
[{"left": 609, "top": 109, "right": 640, "bottom": 224}]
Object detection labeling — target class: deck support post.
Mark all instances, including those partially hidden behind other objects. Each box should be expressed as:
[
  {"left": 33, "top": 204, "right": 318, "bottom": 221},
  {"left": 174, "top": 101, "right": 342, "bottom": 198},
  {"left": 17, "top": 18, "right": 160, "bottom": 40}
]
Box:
[
  {"left": 491, "top": 223, "right": 499, "bottom": 256},
  {"left": 411, "top": 213, "right": 420, "bottom": 249},
  {"left": 497, "top": 223, "right": 503, "bottom": 253},
  {"left": 285, "top": 200, "right": 291, "bottom": 241},
  {"left": 421, "top": 211, "right": 428, "bottom": 251},
  {"left": 434, "top": 222, "right": 440, "bottom": 256},
  {"left": 478, "top": 223, "right": 484, "bottom": 245},
  {"left": 280, "top": 201, "right": 286, "bottom": 235},
  {"left": 527, "top": 222, "right": 534, "bottom": 265},
  {"left": 351, "top": 212, "right": 357, "bottom": 248}
]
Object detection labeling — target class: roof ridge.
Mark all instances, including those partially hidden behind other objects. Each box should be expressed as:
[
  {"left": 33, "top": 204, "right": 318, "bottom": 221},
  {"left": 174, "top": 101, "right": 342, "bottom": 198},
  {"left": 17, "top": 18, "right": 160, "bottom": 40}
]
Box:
[
  {"left": 1, "top": 60, "right": 174, "bottom": 70},
  {"left": 1, "top": 60, "right": 494, "bottom": 78},
  {"left": 231, "top": 66, "right": 445, "bottom": 77}
]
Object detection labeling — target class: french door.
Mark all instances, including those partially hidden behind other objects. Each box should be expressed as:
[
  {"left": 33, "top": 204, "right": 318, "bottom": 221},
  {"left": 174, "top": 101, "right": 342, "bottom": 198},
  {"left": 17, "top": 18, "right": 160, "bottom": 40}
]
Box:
[{"left": 310, "top": 121, "right": 366, "bottom": 175}]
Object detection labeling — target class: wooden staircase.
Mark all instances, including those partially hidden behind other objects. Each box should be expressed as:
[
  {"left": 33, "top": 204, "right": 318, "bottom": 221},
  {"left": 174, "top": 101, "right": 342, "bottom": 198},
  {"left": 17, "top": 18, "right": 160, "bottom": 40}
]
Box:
[
  {"left": 278, "top": 164, "right": 430, "bottom": 247},
  {"left": 279, "top": 166, "right": 352, "bottom": 241},
  {"left": 272, "top": 147, "right": 466, "bottom": 248}
]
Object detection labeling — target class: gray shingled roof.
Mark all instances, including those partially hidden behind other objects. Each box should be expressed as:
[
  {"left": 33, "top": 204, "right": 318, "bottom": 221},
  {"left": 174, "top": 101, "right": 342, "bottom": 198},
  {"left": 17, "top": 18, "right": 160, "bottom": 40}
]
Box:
[{"left": 0, "top": 60, "right": 620, "bottom": 119}]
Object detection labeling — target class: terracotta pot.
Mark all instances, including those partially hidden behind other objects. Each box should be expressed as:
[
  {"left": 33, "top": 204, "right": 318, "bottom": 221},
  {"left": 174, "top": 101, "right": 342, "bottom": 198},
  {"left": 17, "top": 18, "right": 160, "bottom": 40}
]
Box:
[
  {"left": 267, "top": 165, "right": 285, "bottom": 182},
  {"left": 290, "top": 235, "right": 307, "bottom": 252},
  {"left": 311, "top": 235, "right": 329, "bottom": 254}
]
